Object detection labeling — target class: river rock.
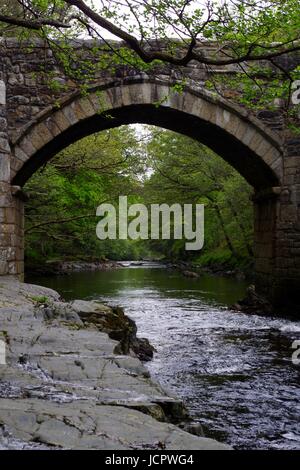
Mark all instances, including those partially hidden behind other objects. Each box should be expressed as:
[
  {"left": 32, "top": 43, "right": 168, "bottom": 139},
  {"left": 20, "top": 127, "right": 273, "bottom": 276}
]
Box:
[
  {"left": 0, "top": 276, "right": 231, "bottom": 450},
  {"left": 231, "top": 284, "right": 273, "bottom": 315},
  {"left": 71, "top": 300, "right": 155, "bottom": 360},
  {"left": 182, "top": 270, "right": 200, "bottom": 279}
]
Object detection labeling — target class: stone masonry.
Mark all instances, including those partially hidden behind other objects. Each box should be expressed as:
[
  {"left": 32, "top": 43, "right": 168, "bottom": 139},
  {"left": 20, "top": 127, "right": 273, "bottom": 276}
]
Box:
[{"left": 0, "top": 38, "right": 299, "bottom": 311}]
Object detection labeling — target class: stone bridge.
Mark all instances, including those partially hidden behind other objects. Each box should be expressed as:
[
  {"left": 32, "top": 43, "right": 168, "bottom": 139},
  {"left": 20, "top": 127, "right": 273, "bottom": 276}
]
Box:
[{"left": 0, "top": 38, "right": 299, "bottom": 311}]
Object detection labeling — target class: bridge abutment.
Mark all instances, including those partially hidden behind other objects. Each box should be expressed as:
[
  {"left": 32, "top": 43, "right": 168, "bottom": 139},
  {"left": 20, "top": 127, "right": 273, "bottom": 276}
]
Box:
[
  {"left": 0, "top": 182, "right": 24, "bottom": 277},
  {"left": 254, "top": 180, "right": 300, "bottom": 312},
  {"left": 0, "top": 80, "right": 24, "bottom": 277}
]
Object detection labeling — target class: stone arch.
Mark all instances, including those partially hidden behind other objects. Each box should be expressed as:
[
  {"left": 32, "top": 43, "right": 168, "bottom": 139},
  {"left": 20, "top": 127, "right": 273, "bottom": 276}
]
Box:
[
  {"left": 5, "top": 78, "right": 296, "bottom": 309},
  {"left": 10, "top": 79, "right": 283, "bottom": 189}
]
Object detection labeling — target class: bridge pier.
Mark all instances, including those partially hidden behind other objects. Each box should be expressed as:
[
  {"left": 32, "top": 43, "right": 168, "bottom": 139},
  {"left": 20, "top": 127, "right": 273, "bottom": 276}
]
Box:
[
  {"left": 254, "top": 184, "right": 300, "bottom": 312},
  {"left": 0, "top": 79, "right": 24, "bottom": 277},
  {"left": 0, "top": 182, "right": 24, "bottom": 277}
]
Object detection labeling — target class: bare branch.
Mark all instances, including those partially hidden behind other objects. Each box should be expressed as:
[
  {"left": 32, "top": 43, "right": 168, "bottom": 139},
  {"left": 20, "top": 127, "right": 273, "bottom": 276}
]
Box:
[{"left": 0, "top": 14, "right": 70, "bottom": 30}]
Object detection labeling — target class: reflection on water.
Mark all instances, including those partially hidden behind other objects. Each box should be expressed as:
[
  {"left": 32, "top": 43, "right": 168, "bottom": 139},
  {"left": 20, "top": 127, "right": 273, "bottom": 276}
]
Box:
[{"left": 27, "top": 265, "right": 300, "bottom": 449}]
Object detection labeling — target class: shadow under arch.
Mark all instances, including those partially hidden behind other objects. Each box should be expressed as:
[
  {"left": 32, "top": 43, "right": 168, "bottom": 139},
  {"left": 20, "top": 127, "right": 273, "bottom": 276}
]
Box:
[{"left": 11, "top": 80, "right": 283, "bottom": 189}]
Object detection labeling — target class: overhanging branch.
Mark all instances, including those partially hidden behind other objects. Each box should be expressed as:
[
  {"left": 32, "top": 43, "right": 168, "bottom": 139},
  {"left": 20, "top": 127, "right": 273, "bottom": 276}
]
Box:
[{"left": 0, "top": 14, "right": 71, "bottom": 30}]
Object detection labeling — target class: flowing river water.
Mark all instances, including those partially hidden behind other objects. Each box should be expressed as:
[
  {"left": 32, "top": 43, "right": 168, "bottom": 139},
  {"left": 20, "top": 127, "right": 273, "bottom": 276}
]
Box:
[{"left": 27, "top": 264, "right": 300, "bottom": 450}]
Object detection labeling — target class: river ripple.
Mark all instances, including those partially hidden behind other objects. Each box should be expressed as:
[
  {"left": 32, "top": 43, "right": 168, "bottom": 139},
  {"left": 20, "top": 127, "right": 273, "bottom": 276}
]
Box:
[{"left": 28, "top": 266, "right": 300, "bottom": 449}]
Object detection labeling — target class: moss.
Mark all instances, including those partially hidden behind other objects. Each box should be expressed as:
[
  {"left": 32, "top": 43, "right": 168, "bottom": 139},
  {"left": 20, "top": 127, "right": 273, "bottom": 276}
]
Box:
[
  {"left": 28, "top": 295, "right": 49, "bottom": 305},
  {"left": 0, "top": 330, "right": 10, "bottom": 344}
]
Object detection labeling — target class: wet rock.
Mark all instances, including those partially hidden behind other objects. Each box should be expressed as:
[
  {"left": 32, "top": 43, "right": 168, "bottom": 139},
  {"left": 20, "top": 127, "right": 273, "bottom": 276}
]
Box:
[
  {"left": 0, "top": 399, "right": 231, "bottom": 450},
  {"left": 26, "top": 260, "right": 119, "bottom": 276},
  {"left": 0, "top": 276, "right": 231, "bottom": 450},
  {"left": 40, "top": 301, "right": 83, "bottom": 326},
  {"left": 71, "top": 300, "right": 154, "bottom": 360},
  {"left": 231, "top": 284, "right": 273, "bottom": 315},
  {"left": 182, "top": 270, "right": 200, "bottom": 279},
  {"left": 131, "top": 337, "right": 155, "bottom": 362},
  {"left": 180, "top": 422, "right": 205, "bottom": 437}
]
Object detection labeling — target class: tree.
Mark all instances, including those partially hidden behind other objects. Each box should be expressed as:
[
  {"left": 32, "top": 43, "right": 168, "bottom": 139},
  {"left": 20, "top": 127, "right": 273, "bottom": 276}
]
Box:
[
  {"left": 24, "top": 126, "right": 149, "bottom": 264},
  {"left": 0, "top": 1, "right": 300, "bottom": 68},
  {"left": 142, "top": 126, "right": 253, "bottom": 263},
  {"left": 24, "top": 124, "right": 254, "bottom": 268},
  {"left": 0, "top": 1, "right": 299, "bottom": 120}
]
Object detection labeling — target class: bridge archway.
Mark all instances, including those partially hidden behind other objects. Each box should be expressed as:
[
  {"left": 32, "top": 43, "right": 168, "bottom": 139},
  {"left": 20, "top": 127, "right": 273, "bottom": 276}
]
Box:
[
  {"left": 11, "top": 80, "right": 283, "bottom": 189},
  {"left": 2, "top": 79, "right": 299, "bottom": 311}
]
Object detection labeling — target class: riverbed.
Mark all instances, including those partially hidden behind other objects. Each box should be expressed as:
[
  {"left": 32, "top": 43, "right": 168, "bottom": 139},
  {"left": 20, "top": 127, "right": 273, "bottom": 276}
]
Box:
[{"left": 27, "top": 264, "right": 300, "bottom": 449}]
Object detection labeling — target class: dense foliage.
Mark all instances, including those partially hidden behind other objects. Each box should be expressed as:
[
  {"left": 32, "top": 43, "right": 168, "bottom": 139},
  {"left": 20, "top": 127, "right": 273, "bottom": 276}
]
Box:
[
  {"left": 24, "top": 126, "right": 150, "bottom": 264},
  {"left": 24, "top": 125, "right": 253, "bottom": 270},
  {"left": 143, "top": 129, "right": 253, "bottom": 267}
]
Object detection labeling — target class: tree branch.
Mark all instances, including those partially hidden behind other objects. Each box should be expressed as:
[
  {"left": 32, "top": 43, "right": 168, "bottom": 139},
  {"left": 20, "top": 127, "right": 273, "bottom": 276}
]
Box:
[
  {"left": 0, "top": 14, "right": 70, "bottom": 30},
  {"left": 65, "top": 0, "right": 300, "bottom": 66}
]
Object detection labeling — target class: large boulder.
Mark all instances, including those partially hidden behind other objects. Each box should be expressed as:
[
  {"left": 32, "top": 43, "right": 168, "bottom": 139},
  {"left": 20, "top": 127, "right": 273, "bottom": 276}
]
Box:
[{"left": 71, "top": 300, "right": 155, "bottom": 360}]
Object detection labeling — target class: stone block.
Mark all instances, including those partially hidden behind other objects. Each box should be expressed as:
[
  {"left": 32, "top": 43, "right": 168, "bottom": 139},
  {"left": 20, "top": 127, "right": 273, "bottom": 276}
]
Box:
[
  {"left": 88, "top": 92, "right": 112, "bottom": 114},
  {"left": 8, "top": 261, "right": 17, "bottom": 275},
  {"left": 29, "top": 122, "right": 52, "bottom": 150},
  {"left": 10, "top": 234, "right": 23, "bottom": 248},
  {"left": 0, "top": 260, "right": 8, "bottom": 275},
  {"left": 3, "top": 208, "right": 17, "bottom": 224},
  {"left": 106, "top": 86, "right": 124, "bottom": 110},
  {"left": 0, "top": 153, "right": 10, "bottom": 182},
  {"left": 169, "top": 91, "right": 185, "bottom": 111},
  {"left": 190, "top": 96, "right": 205, "bottom": 117},
  {"left": 52, "top": 111, "right": 70, "bottom": 132},
  {"left": 0, "top": 193, "right": 13, "bottom": 207},
  {"left": 10, "top": 157, "right": 23, "bottom": 175},
  {"left": 70, "top": 101, "right": 88, "bottom": 122},
  {"left": 133, "top": 83, "right": 151, "bottom": 104},
  {"left": 14, "top": 147, "right": 28, "bottom": 163},
  {"left": 0, "top": 137, "right": 10, "bottom": 153},
  {"left": 151, "top": 84, "right": 170, "bottom": 107},
  {"left": 0, "top": 118, "right": 7, "bottom": 132},
  {"left": 16, "top": 261, "right": 24, "bottom": 274},
  {"left": 285, "top": 157, "right": 300, "bottom": 169},
  {"left": 45, "top": 117, "right": 61, "bottom": 138},
  {"left": 0, "top": 233, "right": 11, "bottom": 247},
  {"left": 19, "top": 138, "right": 36, "bottom": 158},
  {"left": 0, "top": 80, "right": 6, "bottom": 105},
  {"left": 76, "top": 97, "right": 95, "bottom": 119},
  {"left": 228, "top": 117, "right": 246, "bottom": 141},
  {"left": 62, "top": 104, "right": 78, "bottom": 126}
]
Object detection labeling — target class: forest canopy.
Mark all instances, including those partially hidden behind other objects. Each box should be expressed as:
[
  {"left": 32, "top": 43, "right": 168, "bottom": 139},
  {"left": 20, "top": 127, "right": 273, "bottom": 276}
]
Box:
[{"left": 24, "top": 125, "right": 253, "bottom": 271}]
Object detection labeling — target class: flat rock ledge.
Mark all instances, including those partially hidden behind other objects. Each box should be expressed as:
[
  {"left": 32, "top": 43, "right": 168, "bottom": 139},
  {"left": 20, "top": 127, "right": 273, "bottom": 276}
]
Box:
[{"left": 0, "top": 277, "right": 230, "bottom": 450}]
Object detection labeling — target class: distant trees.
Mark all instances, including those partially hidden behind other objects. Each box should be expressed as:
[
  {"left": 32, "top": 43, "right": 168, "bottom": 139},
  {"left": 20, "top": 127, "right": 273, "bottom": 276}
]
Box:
[
  {"left": 24, "top": 125, "right": 253, "bottom": 269},
  {"left": 24, "top": 126, "right": 149, "bottom": 264},
  {"left": 143, "top": 127, "right": 253, "bottom": 264}
]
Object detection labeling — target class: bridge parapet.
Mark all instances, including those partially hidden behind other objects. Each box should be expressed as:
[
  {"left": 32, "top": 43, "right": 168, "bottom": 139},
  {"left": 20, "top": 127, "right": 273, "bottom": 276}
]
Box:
[{"left": 0, "top": 38, "right": 290, "bottom": 141}]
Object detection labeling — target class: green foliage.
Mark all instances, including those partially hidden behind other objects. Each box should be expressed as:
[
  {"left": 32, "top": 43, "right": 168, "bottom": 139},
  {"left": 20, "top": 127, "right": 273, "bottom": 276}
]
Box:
[
  {"left": 142, "top": 127, "right": 253, "bottom": 264},
  {"left": 24, "top": 126, "right": 148, "bottom": 265},
  {"left": 29, "top": 295, "right": 49, "bottom": 305},
  {"left": 25, "top": 125, "right": 253, "bottom": 272},
  {"left": 1, "top": 0, "right": 300, "bottom": 120}
]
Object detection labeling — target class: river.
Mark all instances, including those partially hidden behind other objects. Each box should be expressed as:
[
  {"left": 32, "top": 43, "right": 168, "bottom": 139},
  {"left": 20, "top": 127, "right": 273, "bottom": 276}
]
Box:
[{"left": 27, "top": 264, "right": 300, "bottom": 450}]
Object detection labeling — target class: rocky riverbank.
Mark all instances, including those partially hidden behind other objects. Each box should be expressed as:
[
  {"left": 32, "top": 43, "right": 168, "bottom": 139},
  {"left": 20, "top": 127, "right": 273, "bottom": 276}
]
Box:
[
  {"left": 0, "top": 277, "right": 230, "bottom": 450},
  {"left": 25, "top": 259, "right": 121, "bottom": 277},
  {"left": 166, "top": 260, "right": 251, "bottom": 281}
]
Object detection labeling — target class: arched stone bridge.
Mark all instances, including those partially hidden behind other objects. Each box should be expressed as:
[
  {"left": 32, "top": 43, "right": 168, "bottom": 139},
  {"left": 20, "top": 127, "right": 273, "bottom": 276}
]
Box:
[{"left": 0, "top": 39, "right": 299, "bottom": 311}]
